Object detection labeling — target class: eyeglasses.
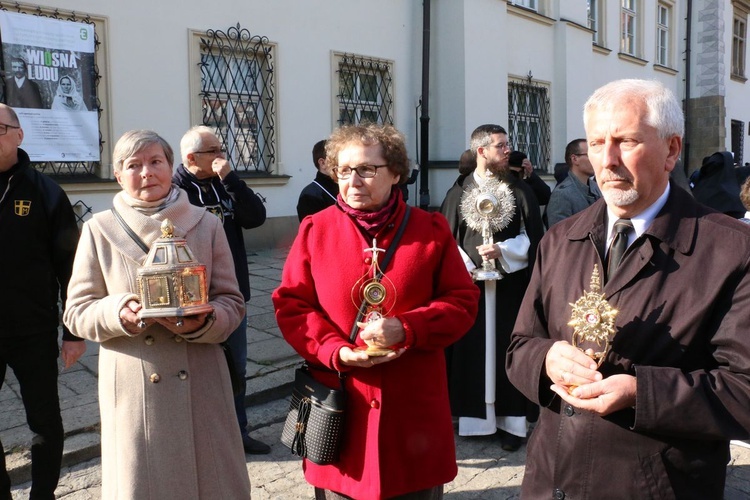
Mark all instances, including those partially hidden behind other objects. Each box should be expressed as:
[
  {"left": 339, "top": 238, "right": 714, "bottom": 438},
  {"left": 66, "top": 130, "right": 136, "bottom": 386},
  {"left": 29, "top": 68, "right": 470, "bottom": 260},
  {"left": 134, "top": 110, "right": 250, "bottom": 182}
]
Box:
[
  {"left": 193, "top": 147, "right": 226, "bottom": 156},
  {"left": 488, "top": 142, "right": 510, "bottom": 150},
  {"left": 333, "top": 164, "right": 389, "bottom": 180},
  {"left": 0, "top": 122, "right": 20, "bottom": 136},
  {"left": 574, "top": 153, "right": 588, "bottom": 157}
]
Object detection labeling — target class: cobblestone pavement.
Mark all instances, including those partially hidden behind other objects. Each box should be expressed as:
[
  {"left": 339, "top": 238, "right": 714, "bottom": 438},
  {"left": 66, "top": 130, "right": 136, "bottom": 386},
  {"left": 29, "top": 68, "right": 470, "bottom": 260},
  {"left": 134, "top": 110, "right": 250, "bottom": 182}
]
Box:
[{"left": 4, "top": 247, "right": 750, "bottom": 498}]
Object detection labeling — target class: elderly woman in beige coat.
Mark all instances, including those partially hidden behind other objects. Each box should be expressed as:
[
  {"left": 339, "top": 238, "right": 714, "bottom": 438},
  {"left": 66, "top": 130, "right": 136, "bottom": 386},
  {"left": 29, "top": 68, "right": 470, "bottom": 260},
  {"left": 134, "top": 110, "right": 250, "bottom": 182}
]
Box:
[{"left": 63, "top": 130, "right": 251, "bottom": 499}]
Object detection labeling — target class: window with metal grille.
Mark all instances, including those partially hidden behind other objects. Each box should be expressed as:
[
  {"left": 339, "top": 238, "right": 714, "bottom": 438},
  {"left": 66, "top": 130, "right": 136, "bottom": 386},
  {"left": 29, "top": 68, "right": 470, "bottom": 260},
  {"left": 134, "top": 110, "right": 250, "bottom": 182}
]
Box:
[
  {"left": 334, "top": 53, "right": 393, "bottom": 126},
  {"left": 198, "top": 24, "right": 276, "bottom": 174},
  {"left": 621, "top": 0, "right": 638, "bottom": 56},
  {"left": 733, "top": 14, "right": 747, "bottom": 78},
  {"left": 656, "top": 3, "right": 671, "bottom": 67},
  {"left": 0, "top": 3, "right": 108, "bottom": 178},
  {"left": 508, "top": 79, "right": 551, "bottom": 172}
]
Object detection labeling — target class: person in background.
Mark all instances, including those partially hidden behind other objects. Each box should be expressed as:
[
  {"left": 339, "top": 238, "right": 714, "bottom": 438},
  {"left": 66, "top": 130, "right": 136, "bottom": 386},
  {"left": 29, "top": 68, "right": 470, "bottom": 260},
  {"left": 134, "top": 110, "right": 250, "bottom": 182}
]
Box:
[
  {"left": 507, "top": 78, "right": 750, "bottom": 498},
  {"left": 0, "top": 103, "right": 84, "bottom": 500},
  {"left": 274, "top": 123, "right": 478, "bottom": 499},
  {"left": 64, "top": 130, "right": 251, "bottom": 498},
  {"left": 440, "top": 124, "right": 544, "bottom": 452},
  {"left": 51, "top": 75, "right": 88, "bottom": 112},
  {"left": 296, "top": 139, "right": 338, "bottom": 221},
  {"left": 174, "top": 125, "right": 270, "bottom": 455},
  {"left": 5, "top": 57, "right": 43, "bottom": 109},
  {"left": 508, "top": 150, "right": 551, "bottom": 207},
  {"left": 544, "top": 138, "right": 601, "bottom": 228}
]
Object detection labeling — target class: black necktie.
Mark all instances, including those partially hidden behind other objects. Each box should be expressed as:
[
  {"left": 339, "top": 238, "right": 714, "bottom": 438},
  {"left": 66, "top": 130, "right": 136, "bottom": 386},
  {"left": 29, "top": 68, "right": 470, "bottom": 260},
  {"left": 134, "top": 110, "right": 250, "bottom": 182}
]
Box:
[{"left": 607, "top": 218, "right": 633, "bottom": 278}]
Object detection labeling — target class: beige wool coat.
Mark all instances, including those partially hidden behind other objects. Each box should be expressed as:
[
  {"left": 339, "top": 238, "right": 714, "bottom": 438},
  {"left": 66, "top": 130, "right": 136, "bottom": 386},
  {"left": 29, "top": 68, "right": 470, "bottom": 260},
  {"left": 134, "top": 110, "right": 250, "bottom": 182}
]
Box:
[{"left": 64, "top": 190, "right": 251, "bottom": 499}]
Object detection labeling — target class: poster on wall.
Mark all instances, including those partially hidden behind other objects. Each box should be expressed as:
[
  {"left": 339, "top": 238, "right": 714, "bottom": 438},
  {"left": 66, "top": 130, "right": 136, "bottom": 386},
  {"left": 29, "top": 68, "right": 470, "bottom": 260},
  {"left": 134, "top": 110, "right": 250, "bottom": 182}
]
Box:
[{"left": 0, "top": 11, "right": 99, "bottom": 162}]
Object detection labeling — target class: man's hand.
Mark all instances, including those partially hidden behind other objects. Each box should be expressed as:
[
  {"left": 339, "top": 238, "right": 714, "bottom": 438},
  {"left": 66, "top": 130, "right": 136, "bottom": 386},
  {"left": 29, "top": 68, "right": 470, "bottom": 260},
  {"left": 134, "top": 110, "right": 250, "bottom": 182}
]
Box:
[
  {"left": 545, "top": 340, "right": 602, "bottom": 389},
  {"left": 477, "top": 243, "right": 502, "bottom": 261},
  {"left": 212, "top": 158, "right": 232, "bottom": 179},
  {"left": 551, "top": 374, "right": 636, "bottom": 416},
  {"left": 61, "top": 340, "right": 86, "bottom": 369},
  {"left": 521, "top": 158, "right": 534, "bottom": 179}
]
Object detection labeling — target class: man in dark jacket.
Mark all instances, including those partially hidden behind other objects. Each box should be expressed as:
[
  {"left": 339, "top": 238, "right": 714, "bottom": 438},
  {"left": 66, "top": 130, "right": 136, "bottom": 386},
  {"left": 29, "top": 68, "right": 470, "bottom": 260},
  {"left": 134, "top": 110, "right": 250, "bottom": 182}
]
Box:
[
  {"left": 507, "top": 79, "right": 750, "bottom": 498},
  {"left": 174, "top": 126, "right": 270, "bottom": 454},
  {"left": 5, "top": 58, "right": 44, "bottom": 109},
  {"left": 0, "top": 103, "right": 84, "bottom": 498},
  {"left": 296, "top": 139, "right": 338, "bottom": 221}
]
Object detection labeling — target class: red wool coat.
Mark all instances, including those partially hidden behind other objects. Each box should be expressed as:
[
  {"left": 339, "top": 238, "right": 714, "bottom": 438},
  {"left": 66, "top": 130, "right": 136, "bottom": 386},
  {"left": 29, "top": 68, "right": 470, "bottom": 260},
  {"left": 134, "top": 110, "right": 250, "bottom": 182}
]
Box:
[{"left": 273, "top": 198, "right": 479, "bottom": 500}]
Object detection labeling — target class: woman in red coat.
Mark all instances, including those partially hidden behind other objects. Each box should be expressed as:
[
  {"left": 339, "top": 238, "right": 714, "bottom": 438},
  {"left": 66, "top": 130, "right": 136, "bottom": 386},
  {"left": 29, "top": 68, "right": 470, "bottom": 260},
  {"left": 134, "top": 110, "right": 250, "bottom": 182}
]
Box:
[{"left": 273, "top": 123, "right": 479, "bottom": 500}]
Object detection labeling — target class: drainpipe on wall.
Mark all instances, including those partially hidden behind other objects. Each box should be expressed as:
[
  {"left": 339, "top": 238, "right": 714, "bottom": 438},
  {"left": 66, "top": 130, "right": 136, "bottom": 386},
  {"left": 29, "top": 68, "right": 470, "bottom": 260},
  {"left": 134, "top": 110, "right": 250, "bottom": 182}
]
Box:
[
  {"left": 419, "top": 0, "right": 431, "bottom": 209},
  {"left": 683, "top": 0, "right": 692, "bottom": 174}
]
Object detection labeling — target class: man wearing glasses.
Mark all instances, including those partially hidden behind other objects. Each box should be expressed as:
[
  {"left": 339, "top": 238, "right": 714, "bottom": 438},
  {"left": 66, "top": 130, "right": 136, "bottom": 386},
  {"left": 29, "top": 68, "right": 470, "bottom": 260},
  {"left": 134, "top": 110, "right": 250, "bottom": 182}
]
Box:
[
  {"left": 174, "top": 125, "right": 270, "bottom": 454},
  {"left": 544, "top": 138, "right": 601, "bottom": 228},
  {"left": 440, "top": 124, "right": 544, "bottom": 452},
  {"left": 0, "top": 103, "right": 84, "bottom": 498}
]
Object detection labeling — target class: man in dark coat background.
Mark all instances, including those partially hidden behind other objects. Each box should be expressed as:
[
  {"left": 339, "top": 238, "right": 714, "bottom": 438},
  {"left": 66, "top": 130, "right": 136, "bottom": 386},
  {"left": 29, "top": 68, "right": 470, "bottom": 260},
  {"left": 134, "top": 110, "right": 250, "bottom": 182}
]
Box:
[
  {"left": 296, "top": 139, "right": 338, "bottom": 221},
  {"left": 507, "top": 79, "right": 750, "bottom": 498},
  {"left": 440, "top": 124, "right": 544, "bottom": 452},
  {"left": 174, "top": 125, "right": 270, "bottom": 455}
]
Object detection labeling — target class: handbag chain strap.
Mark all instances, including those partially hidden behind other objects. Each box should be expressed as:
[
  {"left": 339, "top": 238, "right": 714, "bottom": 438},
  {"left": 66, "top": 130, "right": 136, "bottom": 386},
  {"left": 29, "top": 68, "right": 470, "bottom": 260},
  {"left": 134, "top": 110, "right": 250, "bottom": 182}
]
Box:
[{"left": 111, "top": 207, "right": 149, "bottom": 254}]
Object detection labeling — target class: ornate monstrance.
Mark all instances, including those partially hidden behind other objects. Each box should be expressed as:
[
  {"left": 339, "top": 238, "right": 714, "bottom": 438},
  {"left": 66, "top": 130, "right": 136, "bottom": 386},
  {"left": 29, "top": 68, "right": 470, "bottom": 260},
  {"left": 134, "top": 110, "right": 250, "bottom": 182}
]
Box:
[
  {"left": 459, "top": 172, "right": 516, "bottom": 281},
  {"left": 568, "top": 264, "right": 618, "bottom": 367}
]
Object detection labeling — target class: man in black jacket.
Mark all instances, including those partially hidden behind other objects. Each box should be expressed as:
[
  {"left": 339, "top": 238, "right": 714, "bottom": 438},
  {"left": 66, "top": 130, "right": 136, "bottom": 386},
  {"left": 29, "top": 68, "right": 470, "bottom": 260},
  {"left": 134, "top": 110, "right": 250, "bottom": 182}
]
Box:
[
  {"left": 0, "top": 103, "right": 84, "bottom": 499},
  {"left": 174, "top": 126, "right": 270, "bottom": 454},
  {"left": 296, "top": 139, "right": 338, "bottom": 221}
]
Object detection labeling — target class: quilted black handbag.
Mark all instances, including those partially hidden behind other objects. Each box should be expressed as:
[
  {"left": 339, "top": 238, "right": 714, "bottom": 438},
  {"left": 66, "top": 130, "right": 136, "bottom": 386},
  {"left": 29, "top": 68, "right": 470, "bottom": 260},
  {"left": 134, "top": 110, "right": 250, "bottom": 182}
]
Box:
[
  {"left": 280, "top": 365, "right": 346, "bottom": 464},
  {"left": 280, "top": 206, "right": 411, "bottom": 464}
]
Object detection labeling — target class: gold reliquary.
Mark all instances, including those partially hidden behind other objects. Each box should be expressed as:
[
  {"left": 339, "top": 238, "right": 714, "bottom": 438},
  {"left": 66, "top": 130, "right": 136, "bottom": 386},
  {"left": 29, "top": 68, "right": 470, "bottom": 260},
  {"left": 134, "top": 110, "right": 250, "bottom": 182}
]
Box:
[{"left": 137, "top": 219, "right": 213, "bottom": 319}]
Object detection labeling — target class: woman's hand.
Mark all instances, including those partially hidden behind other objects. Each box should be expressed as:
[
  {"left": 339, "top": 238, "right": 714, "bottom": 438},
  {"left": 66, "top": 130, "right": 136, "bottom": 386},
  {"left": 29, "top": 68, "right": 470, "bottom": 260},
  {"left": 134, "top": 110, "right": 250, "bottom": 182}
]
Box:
[
  {"left": 357, "top": 317, "right": 405, "bottom": 348},
  {"left": 153, "top": 311, "right": 212, "bottom": 335},
  {"left": 119, "top": 299, "right": 153, "bottom": 335},
  {"left": 338, "top": 346, "right": 405, "bottom": 368}
]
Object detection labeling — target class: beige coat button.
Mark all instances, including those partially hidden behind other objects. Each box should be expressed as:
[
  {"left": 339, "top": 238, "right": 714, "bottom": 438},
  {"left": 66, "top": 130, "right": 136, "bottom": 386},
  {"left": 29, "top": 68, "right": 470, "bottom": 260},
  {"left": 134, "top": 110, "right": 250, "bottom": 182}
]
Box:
[
  {"left": 149, "top": 373, "right": 161, "bottom": 383},
  {"left": 144, "top": 335, "right": 155, "bottom": 345},
  {"left": 173, "top": 335, "right": 183, "bottom": 343},
  {"left": 178, "top": 370, "right": 188, "bottom": 380}
]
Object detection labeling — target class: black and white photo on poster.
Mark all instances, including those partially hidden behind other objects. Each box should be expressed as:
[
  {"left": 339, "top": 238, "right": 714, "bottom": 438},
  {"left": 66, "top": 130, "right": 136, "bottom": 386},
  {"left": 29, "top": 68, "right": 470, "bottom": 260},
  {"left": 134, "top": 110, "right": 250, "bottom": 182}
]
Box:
[{"left": 0, "top": 11, "right": 99, "bottom": 162}]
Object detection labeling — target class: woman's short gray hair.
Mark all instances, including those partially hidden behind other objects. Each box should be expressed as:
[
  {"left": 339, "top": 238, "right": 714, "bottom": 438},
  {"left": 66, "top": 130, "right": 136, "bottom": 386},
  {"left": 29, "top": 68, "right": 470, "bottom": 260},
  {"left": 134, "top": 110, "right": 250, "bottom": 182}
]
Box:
[{"left": 113, "top": 130, "right": 174, "bottom": 173}]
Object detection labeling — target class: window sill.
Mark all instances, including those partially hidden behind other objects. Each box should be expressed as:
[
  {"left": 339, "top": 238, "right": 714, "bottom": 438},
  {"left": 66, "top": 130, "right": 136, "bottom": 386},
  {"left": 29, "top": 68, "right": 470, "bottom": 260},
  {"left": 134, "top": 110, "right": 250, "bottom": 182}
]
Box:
[
  {"left": 592, "top": 44, "right": 611, "bottom": 55},
  {"left": 617, "top": 52, "right": 648, "bottom": 66},
  {"left": 654, "top": 64, "right": 678, "bottom": 76}
]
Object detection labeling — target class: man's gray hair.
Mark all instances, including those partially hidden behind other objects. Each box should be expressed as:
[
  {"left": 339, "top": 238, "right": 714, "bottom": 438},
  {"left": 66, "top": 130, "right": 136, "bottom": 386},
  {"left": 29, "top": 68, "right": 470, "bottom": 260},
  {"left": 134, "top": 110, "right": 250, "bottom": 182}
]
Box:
[
  {"left": 180, "top": 125, "right": 217, "bottom": 165},
  {"left": 113, "top": 130, "right": 173, "bottom": 173},
  {"left": 583, "top": 79, "right": 684, "bottom": 139}
]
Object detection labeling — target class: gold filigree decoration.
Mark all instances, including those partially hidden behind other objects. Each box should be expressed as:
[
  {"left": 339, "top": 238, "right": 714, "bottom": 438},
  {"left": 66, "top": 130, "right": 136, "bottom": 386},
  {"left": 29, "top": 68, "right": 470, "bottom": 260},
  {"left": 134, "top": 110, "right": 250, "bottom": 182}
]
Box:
[{"left": 568, "top": 264, "right": 618, "bottom": 366}]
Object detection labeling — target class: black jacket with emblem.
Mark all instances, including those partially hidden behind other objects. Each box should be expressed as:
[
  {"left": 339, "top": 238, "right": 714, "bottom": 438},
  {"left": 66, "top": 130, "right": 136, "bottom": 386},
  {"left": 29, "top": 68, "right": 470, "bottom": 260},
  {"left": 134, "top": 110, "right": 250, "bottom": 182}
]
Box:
[
  {"left": 0, "top": 148, "right": 79, "bottom": 339},
  {"left": 173, "top": 164, "right": 266, "bottom": 301}
]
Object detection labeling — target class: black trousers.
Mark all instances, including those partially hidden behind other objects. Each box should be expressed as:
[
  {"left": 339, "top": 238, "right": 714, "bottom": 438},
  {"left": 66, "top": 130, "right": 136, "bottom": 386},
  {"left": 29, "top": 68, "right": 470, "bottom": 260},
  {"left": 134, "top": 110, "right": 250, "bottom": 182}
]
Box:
[{"left": 0, "top": 333, "right": 63, "bottom": 500}]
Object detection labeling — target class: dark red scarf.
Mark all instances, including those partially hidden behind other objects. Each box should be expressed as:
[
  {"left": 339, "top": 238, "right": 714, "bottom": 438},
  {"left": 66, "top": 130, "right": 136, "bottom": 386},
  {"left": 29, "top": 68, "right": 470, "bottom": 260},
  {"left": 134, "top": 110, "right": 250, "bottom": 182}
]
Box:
[{"left": 338, "top": 188, "right": 401, "bottom": 238}]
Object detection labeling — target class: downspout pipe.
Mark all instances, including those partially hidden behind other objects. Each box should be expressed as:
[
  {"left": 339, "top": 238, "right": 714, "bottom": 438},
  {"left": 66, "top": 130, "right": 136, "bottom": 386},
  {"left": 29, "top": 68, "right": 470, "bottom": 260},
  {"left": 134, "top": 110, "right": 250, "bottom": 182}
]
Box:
[
  {"left": 419, "top": 0, "right": 431, "bottom": 209},
  {"left": 683, "top": 0, "right": 692, "bottom": 174}
]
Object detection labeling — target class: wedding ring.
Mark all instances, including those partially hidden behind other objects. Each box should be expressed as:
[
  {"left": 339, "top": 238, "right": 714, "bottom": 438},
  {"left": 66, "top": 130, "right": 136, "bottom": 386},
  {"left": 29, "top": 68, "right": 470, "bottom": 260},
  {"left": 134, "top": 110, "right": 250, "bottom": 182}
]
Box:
[
  {"left": 176, "top": 319, "right": 184, "bottom": 327},
  {"left": 137, "top": 320, "right": 146, "bottom": 329}
]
